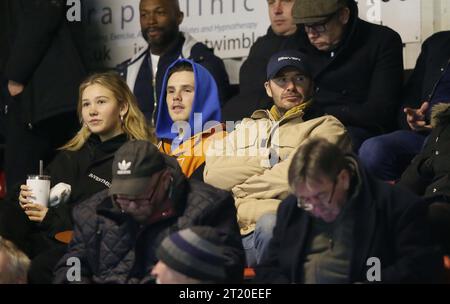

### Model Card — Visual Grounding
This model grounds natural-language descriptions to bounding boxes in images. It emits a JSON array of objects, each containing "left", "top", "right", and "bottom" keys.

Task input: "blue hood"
[{"left": 156, "top": 59, "right": 222, "bottom": 141}]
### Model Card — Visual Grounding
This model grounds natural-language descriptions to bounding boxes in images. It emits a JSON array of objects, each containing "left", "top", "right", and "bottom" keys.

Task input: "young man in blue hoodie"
[
  {"left": 156, "top": 59, "right": 225, "bottom": 180},
  {"left": 117, "top": 0, "right": 230, "bottom": 125}
]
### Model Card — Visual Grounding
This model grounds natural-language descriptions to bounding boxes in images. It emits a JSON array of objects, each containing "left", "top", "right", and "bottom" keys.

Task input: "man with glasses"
[
  {"left": 205, "top": 50, "right": 350, "bottom": 267},
  {"left": 53, "top": 140, "right": 244, "bottom": 284},
  {"left": 255, "top": 138, "right": 444, "bottom": 283},
  {"left": 293, "top": 0, "right": 404, "bottom": 150}
]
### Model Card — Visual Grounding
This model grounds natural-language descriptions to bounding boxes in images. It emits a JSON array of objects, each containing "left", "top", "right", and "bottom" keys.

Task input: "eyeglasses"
[
  {"left": 113, "top": 176, "right": 163, "bottom": 209},
  {"left": 113, "top": 193, "right": 153, "bottom": 206},
  {"left": 296, "top": 180, "right": 337, "bottom": 211},
  {"left": 304, "top": 12, "right": 338, "bottom": 34},
  {"left": 271, "top": 75, "right": 309, "bottom": 88}
]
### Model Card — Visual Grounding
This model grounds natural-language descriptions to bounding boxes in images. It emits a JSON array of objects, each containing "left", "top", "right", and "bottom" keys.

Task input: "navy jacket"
[{"left": 399, "top": 31, "right": 450, "bottom": 129}]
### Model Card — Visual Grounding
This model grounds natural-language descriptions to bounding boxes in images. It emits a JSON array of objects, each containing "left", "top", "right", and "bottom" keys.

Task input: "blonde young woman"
[{"left": 8, "top": 72, "right": 154, "bottom": 283}]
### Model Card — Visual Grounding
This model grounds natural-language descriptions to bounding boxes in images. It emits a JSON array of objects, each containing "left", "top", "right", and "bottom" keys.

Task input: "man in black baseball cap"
[
  {"left": 264, "top": 49, "right": 314, "bottom": 116},
  {"left": 110, "top": 140, "right": 165, "bottom": 197},
  {"left": 204, "top": 49, "right": 350, "bottom": 268},
  {"left": 266, "top": 49, "right": 312, "bottom": 80},
  {"left": 53, "top": 140, "right": 245, "bottom": 284},
  {"left": 109, "top": 140, "right": 171, "bottom": 223}
]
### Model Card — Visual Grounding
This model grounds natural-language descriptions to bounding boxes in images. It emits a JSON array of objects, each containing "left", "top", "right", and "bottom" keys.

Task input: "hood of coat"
[
  {"left": 155, "top": 58, "right": 222, "bottom": 141},
  {"left": 431, "top": 102, "right": 450, "bottom": 128}
]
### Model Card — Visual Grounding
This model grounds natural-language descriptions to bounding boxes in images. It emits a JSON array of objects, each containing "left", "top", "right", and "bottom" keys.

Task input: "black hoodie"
[{"left": 39, "top": 133, "right": 128, "bottom": 236}]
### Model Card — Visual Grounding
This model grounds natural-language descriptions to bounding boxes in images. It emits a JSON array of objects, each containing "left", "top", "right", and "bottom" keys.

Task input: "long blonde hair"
[{"left": 61, "top": 72, "right": 155, "bottom": 151}]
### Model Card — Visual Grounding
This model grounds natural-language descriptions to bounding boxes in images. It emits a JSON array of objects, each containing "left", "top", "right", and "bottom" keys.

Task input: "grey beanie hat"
[{"left": 156, "top": 226, "right": 229, "bottom": 282}]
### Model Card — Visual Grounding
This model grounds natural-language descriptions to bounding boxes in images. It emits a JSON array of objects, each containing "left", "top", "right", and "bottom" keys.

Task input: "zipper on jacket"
[
  {"left": 147, "top": 54, "right": 158, "bottom": 127},
  {"left": 428, "top": 59, "right": 450, "bottom": 101},
  {"left": 151, "top": 77, "right": 157, "bottom": 127}
]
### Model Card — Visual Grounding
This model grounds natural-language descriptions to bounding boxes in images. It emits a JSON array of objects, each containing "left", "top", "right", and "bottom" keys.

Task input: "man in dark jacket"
[
  {"left": 222, "top": 0, "right": 302, "bottom": 121},
  {"left": 359, "top": 31, "right": 450, "bottom": 181},
  {"left": 398, "top": 103, "right": 450, "bottom": 255},
  {"left": 292, "top": 0, "right": 404, "bottom": 150},
  {"left": 255, "top": 138, "right": 443, "bottom": 283},
  {"left": 1, "top": 0, "right": 86, "bottom": 191},
  {"left": 117, "top": 0, "right": 230, "bottom": 125},
  {"left": 53, "top": 140, "right": 244, "bottom": 284}
]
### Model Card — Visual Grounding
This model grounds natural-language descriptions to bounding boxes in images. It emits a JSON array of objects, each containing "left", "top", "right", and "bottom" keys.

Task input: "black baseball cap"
[
  {"left": 266, "top": 50, "right": 311, "bottom": 80},
  {"left": 109, "top": 140, "right": 165, "bottom": 197}
]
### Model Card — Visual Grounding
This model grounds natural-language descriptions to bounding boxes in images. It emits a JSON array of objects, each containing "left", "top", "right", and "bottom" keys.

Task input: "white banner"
[
  {"left": 81, "top": 0, "right": 143, "bottom": 70},
  {"left": 80, "top": 0, "right": 421, "bottom": 69},
  {"left": 178, "top": 0, "right": 270, "bottom": 58},
  {"left": 358, "top": 0, "right": 421, "bottom": 43},
  {"left": 81, "top": 0, "right": 270, "bottom": 70}
]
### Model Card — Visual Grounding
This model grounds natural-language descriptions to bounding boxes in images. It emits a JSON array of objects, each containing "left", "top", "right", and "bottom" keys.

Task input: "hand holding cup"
[{"left": 19, "top": 184, "right": 49, "bottom": 222}]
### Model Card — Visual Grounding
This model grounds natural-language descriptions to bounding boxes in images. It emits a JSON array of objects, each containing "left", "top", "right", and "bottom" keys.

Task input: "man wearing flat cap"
[
  {"left": 205, "top": 50, "right": 350, "bottom": 268},
  {"left": 53, "top": 140, "right": 244, "bottom": 284},
  {"left": 293, "top": 0, "right": 404, "bottom": 150}
]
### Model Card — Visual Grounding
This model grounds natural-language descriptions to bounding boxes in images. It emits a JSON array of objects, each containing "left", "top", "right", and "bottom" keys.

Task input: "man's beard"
[{"left": 142, "top": 23, "right": 180, "bottom": 50}]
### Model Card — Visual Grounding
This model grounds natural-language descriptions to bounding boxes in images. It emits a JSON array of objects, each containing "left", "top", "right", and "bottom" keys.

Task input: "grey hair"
[
  {"left": 288, "top": 138, "right": 348, "bottom": 192},
  {"left": 0, "top": 236, "right": 30, "bottom": 284}
]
